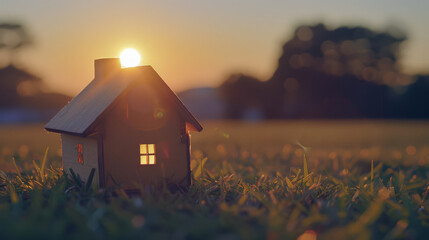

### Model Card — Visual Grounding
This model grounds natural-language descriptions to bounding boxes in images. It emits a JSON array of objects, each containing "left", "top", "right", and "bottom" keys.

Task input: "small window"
[
  {"left": 140, "top": 144, "right": 156, "bottom": 165},
  {"left": 77, "top": 143, "right": 84, "bottom": 165}
]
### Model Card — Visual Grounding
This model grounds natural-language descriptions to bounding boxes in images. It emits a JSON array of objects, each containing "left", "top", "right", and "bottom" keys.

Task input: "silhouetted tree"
[
  {"left": 220, "top": 74, "right": 265, "bottom": 118},
  {"left": 0, "top": 23, "right": 32, "bottom": 65},
  {"left": 0, "top": 22, "right": 70, "bottom": 123},
  {"left": 220, "top": 23, "right": 419, "bottom": 119},
  {"left": 394, "top": 75, "right": 429, "bottom": 118}
]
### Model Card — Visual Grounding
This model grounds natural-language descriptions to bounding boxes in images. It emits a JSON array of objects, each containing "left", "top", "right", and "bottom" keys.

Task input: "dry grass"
[{"left": 0, "top": 121, "right": 428, "bottom": 239}]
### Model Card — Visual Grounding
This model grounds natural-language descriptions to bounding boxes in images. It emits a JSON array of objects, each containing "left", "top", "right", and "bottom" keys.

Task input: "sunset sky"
[{"left": 0, "top": 0, "right": 428, "bottom": 96}]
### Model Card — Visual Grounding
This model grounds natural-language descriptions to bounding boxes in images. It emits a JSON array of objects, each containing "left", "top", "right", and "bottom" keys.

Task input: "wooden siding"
[
  {"left": 61, "top": 134, "right": 99, "bottom": 186},
  {"left": 102, "top": 83, "right": 190, "bottom": 188}
]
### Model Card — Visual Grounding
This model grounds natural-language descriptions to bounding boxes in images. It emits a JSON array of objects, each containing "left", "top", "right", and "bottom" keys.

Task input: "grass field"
[{"left": 0, "top": 121, "right": 428, "bottom": 239}]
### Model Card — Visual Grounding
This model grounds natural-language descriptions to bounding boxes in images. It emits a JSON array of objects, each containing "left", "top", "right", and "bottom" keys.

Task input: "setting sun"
[{"left": 120, "top": 48, "right": 141, "bottom": 68}]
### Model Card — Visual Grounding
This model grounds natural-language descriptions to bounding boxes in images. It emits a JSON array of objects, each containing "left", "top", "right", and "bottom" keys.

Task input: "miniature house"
[{"left": 45, "top": 58, "right": 202, "bottom": 189}]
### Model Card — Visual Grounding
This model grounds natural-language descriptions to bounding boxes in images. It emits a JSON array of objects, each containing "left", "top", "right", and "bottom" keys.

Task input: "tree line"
[{"left": 219, "top": 23, "right": 429, "bottom": 119}]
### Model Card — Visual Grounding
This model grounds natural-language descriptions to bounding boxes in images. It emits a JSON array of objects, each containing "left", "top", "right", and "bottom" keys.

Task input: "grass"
[{"left": 0, "top": 121, "right": 428, "bottom": 239}]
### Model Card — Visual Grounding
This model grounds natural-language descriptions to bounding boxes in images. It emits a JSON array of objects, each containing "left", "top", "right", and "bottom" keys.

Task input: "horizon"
[{"left": 0, "top": 0, "right": 428, "bottom": 96}]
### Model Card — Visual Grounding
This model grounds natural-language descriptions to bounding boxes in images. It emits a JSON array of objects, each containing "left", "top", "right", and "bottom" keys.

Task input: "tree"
[
  {"left": 220, "top": 23, "right": 412, "bottom": 119},
  {"left": 0, "top": 23, "right": 32, "bottom": 65}
]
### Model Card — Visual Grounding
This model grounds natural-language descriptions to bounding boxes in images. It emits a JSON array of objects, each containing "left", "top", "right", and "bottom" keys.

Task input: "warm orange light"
[
  {"left": 120, "top": 48, "right": 141, "bottom": 68},
  {"left": 297, "top": 230, "right": 317, "bottom": 240},
  {"left": 139, "top": 144, "right": 156, "bottom": 165}
]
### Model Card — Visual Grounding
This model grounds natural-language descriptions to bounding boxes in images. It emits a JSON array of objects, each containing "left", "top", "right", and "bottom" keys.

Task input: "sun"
[{"left": 120, "top": 48, "right": 141, "bottom": 68}]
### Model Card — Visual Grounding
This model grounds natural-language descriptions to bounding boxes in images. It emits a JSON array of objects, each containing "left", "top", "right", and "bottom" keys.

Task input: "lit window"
[
  {"left": 77, "top": 143, "right": 83, "bottom": 165},
  {"left": 140, "top": 144, "right": 156, "bottom": 165}
]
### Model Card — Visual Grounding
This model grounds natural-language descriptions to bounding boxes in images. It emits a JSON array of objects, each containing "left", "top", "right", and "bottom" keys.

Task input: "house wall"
[
  {"left": 101, "top": 83, "right": 190, "bottom": 189},
  {"left": 61, "top": 134, "right": 99, "bottom": 186}
]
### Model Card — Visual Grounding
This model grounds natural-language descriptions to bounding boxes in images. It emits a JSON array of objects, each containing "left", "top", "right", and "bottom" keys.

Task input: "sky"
[{"left": 0, "top": 0, "right": 428, "bottom": 96}]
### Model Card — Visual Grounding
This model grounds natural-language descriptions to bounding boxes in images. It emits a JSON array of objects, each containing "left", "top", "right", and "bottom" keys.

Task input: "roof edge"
[{"left": 44, "top": 127, "right": 86, "bottom": 137}]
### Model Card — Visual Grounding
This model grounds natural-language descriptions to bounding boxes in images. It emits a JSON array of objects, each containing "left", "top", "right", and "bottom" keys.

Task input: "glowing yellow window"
[{"left": 140, "top": 144, "right": 156, "bottom": 165}]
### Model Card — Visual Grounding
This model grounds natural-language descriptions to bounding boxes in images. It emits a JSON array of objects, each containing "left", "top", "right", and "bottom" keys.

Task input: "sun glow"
[{"left": 120, "top": 48, "right": 141, "bottom": 68}]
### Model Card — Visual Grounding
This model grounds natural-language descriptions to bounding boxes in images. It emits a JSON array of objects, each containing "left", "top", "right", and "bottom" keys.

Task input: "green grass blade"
[
  {"left": 303, "top": 153, "right": 311, "bottom": 186},
  {"left": 285, "top": 176, "right": 294, "bottom": 189},
  {"left": 85, "top": 168, "right": 96, "bottom": 191},
  {"left": 193, "top": 157, "right": 208, "bottom": 179},
  {"left": 12, "top": 157, "right": 22, "bottom": 179},
  {"left": 33, "top": 160, "right": 41, "bottom": 173},
  {"left": 40, "top": 147, "right": 49, "bottom": 182},
  {"left": 0, "top": 170, "right": 7, "bottom": 179},
  {"left": 292, "top": 169, "right": 301, "bottom": 182},
  {"left": 303, "top": 153, "right": 308, "bottom": 178},
  {"left": 69, "top": 168, "right": 82, "bottom": 187}
]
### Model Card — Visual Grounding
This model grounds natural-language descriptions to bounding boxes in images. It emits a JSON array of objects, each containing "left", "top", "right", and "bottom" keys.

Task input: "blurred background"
[
  {"left": 1, "top": 0, "right": 429, "bottom": 173},
  {"left": 1, "top": 0, "right": 428, "bottom": 122}
]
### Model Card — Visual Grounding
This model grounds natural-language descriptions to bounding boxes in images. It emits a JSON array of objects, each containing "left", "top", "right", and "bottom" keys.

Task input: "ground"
[{"left": 0, "top": 121, "right": 428, "bottom": 239}]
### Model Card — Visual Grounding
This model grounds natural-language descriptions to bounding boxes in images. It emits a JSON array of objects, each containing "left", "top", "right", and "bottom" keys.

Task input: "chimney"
[{"left": 94, "top": 58, "right": 121, "bottom": 80}]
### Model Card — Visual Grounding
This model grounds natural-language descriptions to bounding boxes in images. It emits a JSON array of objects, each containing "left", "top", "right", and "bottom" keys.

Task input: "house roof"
[{"left": 45, "top": 64, "right": 202, "bottom": 136}]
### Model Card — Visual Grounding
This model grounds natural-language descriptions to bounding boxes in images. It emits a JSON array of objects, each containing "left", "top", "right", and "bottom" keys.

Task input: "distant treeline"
[
  {"left": 0, "top": 23, "right": 71, "bottom": 123},
  {"left": 219, "top": 23, "right": 429, "bottom": 119}
]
